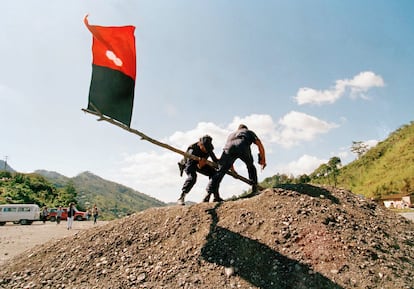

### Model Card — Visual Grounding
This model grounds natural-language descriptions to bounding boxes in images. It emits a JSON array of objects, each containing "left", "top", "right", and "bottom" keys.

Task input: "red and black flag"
[{"left": 84, "top": 15, "right": 136, "bottom": 127}]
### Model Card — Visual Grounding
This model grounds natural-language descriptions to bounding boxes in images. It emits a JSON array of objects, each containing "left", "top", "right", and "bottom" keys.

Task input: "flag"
[{"left": 84, "top": 15, "right": 136, "bottom": 127}]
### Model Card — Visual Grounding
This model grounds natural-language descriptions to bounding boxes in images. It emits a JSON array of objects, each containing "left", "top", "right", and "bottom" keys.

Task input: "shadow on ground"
[
  {"left": 201, "top": 203, "right": 343, "bottom": 289},
  {"left": 275, "top": 184, "right": 340, "bottom": 204}
]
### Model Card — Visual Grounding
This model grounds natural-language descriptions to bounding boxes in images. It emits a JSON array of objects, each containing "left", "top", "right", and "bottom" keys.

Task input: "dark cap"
[{"left": 200, "top": 135, "right": 214, "bottom": 151}]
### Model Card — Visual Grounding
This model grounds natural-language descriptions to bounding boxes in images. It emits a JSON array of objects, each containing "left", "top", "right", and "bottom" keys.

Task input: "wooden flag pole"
[{"left": 82, "top": 107, "right": 262, "bottom": 189}]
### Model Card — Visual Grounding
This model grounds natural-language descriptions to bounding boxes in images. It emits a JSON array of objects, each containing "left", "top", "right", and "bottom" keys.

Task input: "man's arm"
[
  {"left": 209, "top": 151, "right": 219, "bottom": 164},
  {"left": 255, "top": 139, "right": 266, "bottom": 169}
]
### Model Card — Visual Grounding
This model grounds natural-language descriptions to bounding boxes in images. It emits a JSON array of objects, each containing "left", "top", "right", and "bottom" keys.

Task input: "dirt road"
[
  {"left": 0, "top": 220, "right": 108, "bottom": 265},
  {"left": 399, "top": 212, "right": 414, "bottom": 221}
]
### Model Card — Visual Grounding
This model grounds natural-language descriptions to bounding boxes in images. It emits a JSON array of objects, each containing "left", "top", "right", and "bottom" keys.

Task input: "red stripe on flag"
[{"left": 84, "top": 15, "right": 136, "bottom": 80}]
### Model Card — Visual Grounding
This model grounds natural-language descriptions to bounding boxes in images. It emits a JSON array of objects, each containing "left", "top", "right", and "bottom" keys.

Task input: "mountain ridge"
[{"left": 34, "top": 169, "right": 166, "bottom": 219}]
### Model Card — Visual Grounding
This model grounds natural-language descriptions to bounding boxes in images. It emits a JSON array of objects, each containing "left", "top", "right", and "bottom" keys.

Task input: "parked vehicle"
[
  {"left": 0, "top": 204, "right": 40, "bottom": 225},
  {"left": 47, "top": 208, "right": 87, "bottom": 222}
]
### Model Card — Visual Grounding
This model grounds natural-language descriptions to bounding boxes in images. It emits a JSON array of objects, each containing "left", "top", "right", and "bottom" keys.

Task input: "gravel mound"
[{"left": 0, "top": 185, "right": 413, "bottom": 289}]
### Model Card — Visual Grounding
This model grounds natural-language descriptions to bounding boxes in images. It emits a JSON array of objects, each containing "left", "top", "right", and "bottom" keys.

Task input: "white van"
[{"left": 0, "top": 204, "right": 40, "bottom": 225}]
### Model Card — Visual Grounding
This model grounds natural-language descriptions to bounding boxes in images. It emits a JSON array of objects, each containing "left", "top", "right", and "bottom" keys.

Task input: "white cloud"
[
  {"left": 346, "top": 71, "right": 385, "bottom": 97},
  {"left": 279, "top": 154, "right": 327, "bottom": 177},
  {"left": 295, "top": 85, "right": 344, "bottom": 105},
  {"left": 169, "top": 121, "right": 229, "bottom": 150},
  {"left": 294, "top": 71, "right": 385, "bottom": 105},
  {"left": 168, "top": 112, "right": 335, "bottom": 150},
  {"left": 276, "top": 111, "right": 338, "bottom": 147},
  {"left": 113, "top": 150, "right": 182, "bottom": 202}
]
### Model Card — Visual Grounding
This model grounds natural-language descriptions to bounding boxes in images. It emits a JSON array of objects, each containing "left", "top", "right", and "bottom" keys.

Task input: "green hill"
[
  {"left": 34, "top": 170, "right": 70, "bottom": 188},
  {"left": 35, "top": 170, "right": 166, "bottom": 219},
  {"left": 313, "top": 121, "right": 414, "bottom": 198}
]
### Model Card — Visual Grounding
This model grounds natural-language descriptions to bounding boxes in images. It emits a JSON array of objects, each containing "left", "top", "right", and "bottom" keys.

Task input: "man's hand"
[
  {"left": 258, "top": 153, "right": 266, "bottom": 170},
  {"left": 198, "top": 158, "right": 207, "bottom": 168}
]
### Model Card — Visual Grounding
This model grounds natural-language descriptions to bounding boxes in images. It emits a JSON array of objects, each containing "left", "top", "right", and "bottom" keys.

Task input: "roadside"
[
  {"left": 399, "top": 212, "right": 414, "bottom": 222},
  {"left": 0, "top": 220, "right": 108, "bottom": 265}
]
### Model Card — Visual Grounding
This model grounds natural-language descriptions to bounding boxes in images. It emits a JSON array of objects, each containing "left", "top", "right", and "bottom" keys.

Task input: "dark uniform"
[
  {"left": 206, "top": 126, "right": 261, "bottom": 200},
  {"left": 178, "top": 136, "right": 219, "bottom": 205}
]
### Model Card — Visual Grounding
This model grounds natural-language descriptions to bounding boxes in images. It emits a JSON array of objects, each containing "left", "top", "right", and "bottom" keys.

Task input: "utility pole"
[{"left": 4, "top": 156, "right": 8, "bottom": 171}]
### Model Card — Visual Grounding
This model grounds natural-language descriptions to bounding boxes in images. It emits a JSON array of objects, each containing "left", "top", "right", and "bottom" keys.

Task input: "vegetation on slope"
[
  {"left": 335, "top": 121, "right": 414, "bottom": 198},
  {"left": 70, "top": 171, "right": 165, "bottom": 220},
  {"left": 261, "top": 121, "right": 414, "bottom": 199},
  {"left": 0, "top": 171, "right": 77, "bottom": 208}
]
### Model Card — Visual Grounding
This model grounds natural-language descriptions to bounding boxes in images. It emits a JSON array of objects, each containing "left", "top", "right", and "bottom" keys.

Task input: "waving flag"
[{"left": 84, "top": 15, "right": 136, "bottom": 127}]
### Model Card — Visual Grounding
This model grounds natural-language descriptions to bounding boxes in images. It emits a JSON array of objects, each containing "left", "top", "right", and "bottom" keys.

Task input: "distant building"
[{"left": 380, "top": 193, "right": 414, "bottom": 209}]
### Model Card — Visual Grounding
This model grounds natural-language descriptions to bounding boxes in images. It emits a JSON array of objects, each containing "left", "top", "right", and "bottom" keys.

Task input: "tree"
[
  {"left": 327, "top": 157, "right": 341, "bottom": 187},
  {"left": 297, "top": 174, "right": 311, "bottom": 184},
  {"left": 0, "top": 171, "right": 11, "bottom": 179},
  {"left": 311, "top": 163, "right": 330, "bottom": 179},
  {"left": 351, "top": 141, "right": 369, "bottom": 159},
  {"left": 57, "top": 181, "right": 77, "bottom": 206}
]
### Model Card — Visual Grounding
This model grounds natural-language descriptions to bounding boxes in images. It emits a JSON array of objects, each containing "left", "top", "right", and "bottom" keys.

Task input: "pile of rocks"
[{"left": 0, "top": 185, "right": 413, "bottom": 289}]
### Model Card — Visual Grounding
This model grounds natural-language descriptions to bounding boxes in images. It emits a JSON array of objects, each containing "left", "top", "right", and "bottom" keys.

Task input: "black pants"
[
  {"left": 207, "top": 147, "right": 257, "bottom": 195},
  {"left": 181, "top": 163, "right": 216, "bottom": 194}
]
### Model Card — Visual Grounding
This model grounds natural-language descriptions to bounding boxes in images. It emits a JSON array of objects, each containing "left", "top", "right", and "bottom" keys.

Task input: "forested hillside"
[
  {"left": 335, "top": 121, "right": 414, "bottom": 198},
  {"left": 0, "top": 171, "right": 77, "bottom": 208},
  {"left": 35, "top": 170, "right": 166, "bottom": 220},
  {"left": 261, "top": 121, "right": 414, "bottom": 199},
  {"left": 71, "top": 171, "right": 165, "bottom": 219},
  {"left": 308, "top": 121, "right": 414, "bottom": 198},
  {"left": 0, "top": 168, "right": 165, "bottom": 220}
]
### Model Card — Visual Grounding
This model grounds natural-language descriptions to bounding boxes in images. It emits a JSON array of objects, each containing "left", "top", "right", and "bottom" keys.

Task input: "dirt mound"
[{"left": 0, "top": 185, "right": 413, "bottom": 289}]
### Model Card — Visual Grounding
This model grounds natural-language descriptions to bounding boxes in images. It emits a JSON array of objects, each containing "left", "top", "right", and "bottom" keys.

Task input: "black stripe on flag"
[{"left": 88, "top": 65, "right": 135, "bottom": 127}]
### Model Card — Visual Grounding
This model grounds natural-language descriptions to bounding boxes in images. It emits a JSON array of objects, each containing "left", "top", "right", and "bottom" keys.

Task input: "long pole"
[{"left": 81, "top": 108, "right": 261, "bottom": 189}]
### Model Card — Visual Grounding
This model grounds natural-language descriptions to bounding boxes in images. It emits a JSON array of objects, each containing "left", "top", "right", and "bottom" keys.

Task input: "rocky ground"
[{"left": 0, "top": 184, "right": 413, "bottom": 289}]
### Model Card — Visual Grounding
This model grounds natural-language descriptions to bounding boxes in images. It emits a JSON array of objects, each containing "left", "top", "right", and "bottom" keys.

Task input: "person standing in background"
[
  {"left": 92, "top": 204, "right": 99, "bottom": 225},
  {"left": 56, "top": 206, "right": 63, "bottom": 225},
  {"left": 67, "top": 203, "right": 77, "bottom": 230},
  {"left": 41, "top": 206, "right": 49, "bottom": 224}
]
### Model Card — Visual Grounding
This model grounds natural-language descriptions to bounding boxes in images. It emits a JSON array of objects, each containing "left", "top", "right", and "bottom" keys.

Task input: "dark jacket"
[
  {"left": 185, "top": 142, "right": 218, "bottom": 167},
  {"left": 223, "top": 128, "right": 259, "bottom": 153},
  {"left": 67, "top": 206, "right": 76, "bottom": 218}
]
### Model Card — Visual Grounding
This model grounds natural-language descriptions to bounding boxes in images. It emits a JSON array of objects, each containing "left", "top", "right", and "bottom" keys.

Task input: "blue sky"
[{"left": 1, "top": 1, "right": 413, "bottom": 203}]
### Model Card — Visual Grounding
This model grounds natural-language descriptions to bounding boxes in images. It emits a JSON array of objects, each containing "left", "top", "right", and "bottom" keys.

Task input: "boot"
[
  {"left": 213, "top": 192, "right": 224, "bottom": 202},
  {"left": 251, "top": 184, "right": 259, "bottom": 196},
  {"left": 203, "top": 193, "right": 211, "bottom": 202},
  {"left": 177, "top": 192, "right": 186, "bottom": 206}
]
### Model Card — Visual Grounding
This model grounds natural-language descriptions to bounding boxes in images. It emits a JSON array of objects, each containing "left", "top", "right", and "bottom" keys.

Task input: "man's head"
[
  {"left": 238, "top": 124, "right": 248, "bottom": 130},
  {"left": 200, "top": 135, "right": 214, "bottom": 152}
]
